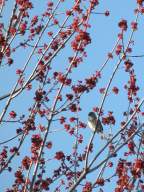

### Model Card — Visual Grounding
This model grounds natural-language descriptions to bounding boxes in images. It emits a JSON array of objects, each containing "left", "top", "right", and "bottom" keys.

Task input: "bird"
[{"left": 88, "top": 112, "right": 103, "bottom": 133}]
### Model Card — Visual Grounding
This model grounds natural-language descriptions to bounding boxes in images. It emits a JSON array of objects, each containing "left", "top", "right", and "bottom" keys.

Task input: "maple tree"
[{"left": 0, "top": 0, "right": 144, "bottom": 192}]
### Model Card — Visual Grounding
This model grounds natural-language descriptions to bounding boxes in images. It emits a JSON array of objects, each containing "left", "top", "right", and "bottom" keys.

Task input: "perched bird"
[{"left": 88, "top": 112, "right": 103, "bottom": 133}]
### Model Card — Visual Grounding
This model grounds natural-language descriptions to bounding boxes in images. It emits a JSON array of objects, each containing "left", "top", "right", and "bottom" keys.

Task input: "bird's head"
[{"left": 88, "top": 112, "right": 97, "bottom": 121}]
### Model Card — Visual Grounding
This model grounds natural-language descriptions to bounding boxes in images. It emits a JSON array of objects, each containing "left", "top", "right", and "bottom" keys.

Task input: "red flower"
[
  {"left": 128, "top": 140, "right": 135, "bottom": 153},
  {"left": 79, "top": 121, "right": 86, "bottom": 128},
  {"left": 69, "top": 104, "right": 77, "bottom": 112},
  {"left": 90, "top": 0, "right": 99, "bottom": 9},
  {"left": 105, "top": 10, "right": 110, "bottom": 16},
  {"left": 82, "top": 182, "right": 92, "bottom": 192},
  {"left": 118, "top": 19, "right": 128, "bottom": 31},
  {"left": 57, "top": 72, "right": 66, "bottom": 83},
  {"left": 7, "top": 58, "right": 13, "bottom": 65},
  {"left": 22, "top": 156, "right": 31, "bottom": 170},
  {"left": 140, "top": 6, "right": 144, "bottom": 13},
  {"left": 64, "top": 124, "right": 70, "bottom": 131},
  {"left": 85, "top": 76, "right": 97, "bottom": 89},
  {"left": 72, "top": 84, "right": 87, "bottom": 94},
  {"left": 55, "top": 151, "right": 65, "bottom": 160},
  {"left": 137, "top": 0, "right": 144, "bottom": 5},
  {"left": 53, "top": 19, "right": 59, "bottom": 25},
  {"left": 15, "top": 170, "right": 24, "bottom": 184},
  {"left": 26, "top": 83, "right": 32, "bottom": 90},
  {"left": 69, "top": 128, "right": 74, "bottom": 135},
  {"left": 124, "top": 60, "right": 133, "bottom": 72},
  {"left": 16, "top": 69, "right": 23, "bottom": 75},
  {"left": 65, "top": 78, "right": 72, "bottom": 86},
  {"left": 47, "top": 31, "right": 53, "bottom": 36},
  {"left": 69, "top": 117, "right": 77, "bottom": 122},
  {"left": 108, "top": 52, "right": 113, "bottom": 58},
  {"left": 66, "top": 10, "right": 72, "bottom": 16},
  {"left": 95, "top": 71, "right": 101, "bottom": 78},
  {"left": 59, "top": 116, "right": 66, "bottom": 124},
  {"left": 35, "top": 25, "right": 43, "bottom": 34},
  {"left": 0, "top": 148, "right": 8, "bottom": 159},
  {"left": 99, "top": 87, "right": 105, "bottom": 94},
  {"left": 131, "top": 22, "right": 138, "bottom": 30},
  {"left": 115, "top": 187, "right": 123, "bottom": 192},
  {"left": 10, "top": 147, "right": 18, "bottom": 153},
  {"left": 41, "top": 180, "right": 49, "bottom": 190},
  {"left": 34, "top": 89, "right": 44, "bottom": 102},
  {"left": 102, "top": 112, "right": 115, "bottom": 125},
  {"left": 95, "top": 178, "right": 105, "bottom": 186},
  {"left": 112, "top": 87, "right": 119, "bottom": 94},
  {"left": 9, "top": 27, "right": 16, "bottom": 35},
  {"left": 46, "top": 141, "right": 52, "bottom": 149},
  {"left": 31, "top": 16, "right": 38, "bottom": 26},
  {"left": 118, "top": 33, "right": 123, "bottom": 39},
  {"left": 108, "top": 161, "right": 113, "bottom": 167},
  {"left": 19, "top": 22, "right": 27, "bottom": 34},
  {"left": 66, "top": 94, "right": 73, "bottom": 100},
  {"left": 126, "top": 47, "right": 132, "bottom": 53},
  {"left": 31, "top": 134, "right": 43, "bottom": 148},
  {"left": 9, "top": 111, "right": 17, "bottom": 118},
  {"left": 134, "top": 159, "right": 143, "bottom": 170},
  {"left": 51, "top": 39, "right": 59, "bottom": 50},
  {"left": 47, "top": 2, "right": 53, "bottom": 7},
  {"left": 78, "top": 134, "right": 83, "bottom": 143},
  {"left": 115, "top": 44, "right": 122, "bottom": 55},
  {"left": 116, "top": 160, "right": 126, "bottom": 177}
]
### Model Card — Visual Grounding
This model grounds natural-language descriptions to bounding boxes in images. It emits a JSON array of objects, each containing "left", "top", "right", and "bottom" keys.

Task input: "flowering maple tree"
[{"left": 0, "top": 0, "right": 144, "bottom": 192}]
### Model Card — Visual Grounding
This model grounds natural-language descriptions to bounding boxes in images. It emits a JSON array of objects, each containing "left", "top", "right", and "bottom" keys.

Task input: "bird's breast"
[{"left": 88, "top": 120, "right": 96, "bottom": 131}]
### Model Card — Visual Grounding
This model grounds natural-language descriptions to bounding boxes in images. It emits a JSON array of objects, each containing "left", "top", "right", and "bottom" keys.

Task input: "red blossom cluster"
[
  {"left": 55, "top": 151, "right": 65, "bottom": 160},
  {"left": 137, "top": 0, "right": 144, "bottom": 5},
  {"left": 127, "top": 140, "right": 136, "bottom": 154},
  {"left": 71, "top": 30, "right": 91, "bottom": 52},
  {"left": 116, "top": 160, "right": 132, "bottom": 191},
  {"left": 95, "top": 178, "right": 105, "bottom": 186},
  {"left": 72, "top": 73, "right": 98, "bottom": 95},
  {"left": 30, "top": 24, "right": 43, "bottom": 38},
  {"left": 115, "top": 158, "right": 144, "bottom": 192},
  {"left": 124, "top": 71, "right": 139, "bottom": 102},
  {"left": 16, "top": 0, "right": 33, "bottom": 10},
  {"left": 46, "top": 141, "right": 52, "bottom": 149},
  {"left": 115, "top": 44, "right": 122, "bottom": 55},
  {"left": 69, "top": 103, "right": 80, "bottom": 112},
  {"left": 102, "top": 111, "right": 115, "bottom": 125},
  {"left": 0, "top": 148, "right": 8, "bottom": 171},
  {"left": 82, "top": 182, "right": 92, "bottom": 192},
  {"left": 131, "top": 159, "right": 144, "bottom": 178},
  {"left": 36, "top": 61, "right": 47, "bottom": 82},
  {"left": 22, "top": 156, "right": 31, "bottom": 170},
  {"left": 118, "top": 19, "right": 128, "bottom": 31},
  {"left": 56, "top": 72, "right": 72, "bottom": 86},
  {"left": 31, "top": 134, "right": 43, "bottom": 161},
  {"left": 19, "top": 22, "right": 27, "bottom": 35},
  {"left": 112, "top": 86, "right": 119, "bottom": 94},
  {"left": 9, "top": 111, "right": 17, "bottom": 119},
  {"left": 23, "top": 117, "right": 35, "bottom": 131},
  {"left": 14, "top": 170, "right": 25, "bottom": 185},
  {"left": 71, "top": 56, "right": 83, "bottom": 68},
  {"left": 31, "top": 16, "right": 38, "bottom": 27},
  {"left": 131, "top": 21, "right": 138, "bottom": 30},
  {"left": 124, "top": 60, "right": 133, "bottom": 72},
  {"left": 34, "top": 89, "right": 46, "bottom": 102}
]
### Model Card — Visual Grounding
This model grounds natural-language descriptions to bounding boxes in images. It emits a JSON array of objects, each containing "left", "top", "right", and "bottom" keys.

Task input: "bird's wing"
[{"left": 96, "top": 119, "right": 103, "bottom": 133}]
